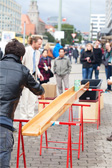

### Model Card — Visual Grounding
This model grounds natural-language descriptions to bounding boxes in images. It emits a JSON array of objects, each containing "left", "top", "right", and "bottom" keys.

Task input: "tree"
[
  {"left": 44, "top": 32, "right": 55, "bottom": 43},
  {"left": 54, "top": 24, "right": 82, "bottom": 46},
  {"left": 54, "top": 24, "right": 75, "bottom": 46}
]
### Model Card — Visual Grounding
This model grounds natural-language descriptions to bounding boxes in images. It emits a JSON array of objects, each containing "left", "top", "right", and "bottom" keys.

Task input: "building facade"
[
  {"left": 90, "top": 14, "right": 105, "bottom": 40},
  {"left": 0, "top": 0, "right": 21, "bottom": 33},
  {"left": 106, "top": 0, "right": 112, "bottom": 34},
  {"left": 27, "top": 0, "right": 39, "bottom": 34},
  {"left": 27, "top": 0, "right": 45, "bottom": 35}
]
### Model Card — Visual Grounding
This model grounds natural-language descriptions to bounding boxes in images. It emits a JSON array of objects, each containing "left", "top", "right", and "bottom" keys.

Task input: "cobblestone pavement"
[{"left": 11, "top": 61, "right": 112, "bottom": 168}]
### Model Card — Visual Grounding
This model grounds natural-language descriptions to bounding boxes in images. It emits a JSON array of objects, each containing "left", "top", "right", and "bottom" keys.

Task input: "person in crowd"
[
  {"left": 103, "top": 42, "right": 112, "bottom": 92},
  {"left": 53, "top": 40, "right": 63, "bottom": 58},
  {"left": 44, "top": 43, "right": 54, "bottom": 59},
  {"left": 68, "top": 45, "right": 73, "bottom": 63},
  {"left": 80, "top": 46, "right": 85, "bottom": 56},
  {"left": 80, "top": 43, "right": 95, "bottom": 79},
  {"left": 101, "top": 44, "right": 104, "bottom": 55},
  {"left": 53, "top": 48, "right": 72, "bottom": 94},
  {"left": 0, "top": 39, "right": 44, "bottom": 167},
  {"left": 107, "top": 80, "right": 112, "bottom": 141},
  {"left": 0, "top": 47, "right": 3, "bottom": 60},
  {"left": 38, "top": 49, "right": 52, "bottom": 84},
  {"left": 73, "top": 45, "right": 79, "bottom": 63},
  {"left": 20, "top": 36, "right": 44, "bottom": 122},
  {"left": 92, "top": 40, "right": 102, "bottom": 79},
  {"left": 64, "top": 46, "right": 69, "bottom": 56}
]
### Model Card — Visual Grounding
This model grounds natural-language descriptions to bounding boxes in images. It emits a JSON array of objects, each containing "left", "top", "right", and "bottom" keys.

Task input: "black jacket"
[
  {"left": 80, "top": 50, "right": 95, "bottom": 68},
  {"left": 0, "top": 54, "right": 44, "bottom": 120},
  {"left": 73, "top": 48, "right": 79, "bottom": 58},
  {"left": 93, "top": 48, "right": 102, "bottom": 66}
]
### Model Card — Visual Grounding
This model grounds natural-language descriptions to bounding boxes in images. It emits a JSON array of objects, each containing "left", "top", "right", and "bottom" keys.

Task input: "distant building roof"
[
  {"left": 45, "top": 25, "right": 55, "bottom": 32},
  {"left": 39, "top": 18, "right": 45, "bottom": 24},
  {"left": 21, "top": 14, "right": 35, "bottom": 35},
  {"left": 21, "top": 14, "right": 31, "bottom": 24}
]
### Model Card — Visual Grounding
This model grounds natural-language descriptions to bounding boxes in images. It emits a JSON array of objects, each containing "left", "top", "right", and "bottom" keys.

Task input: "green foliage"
[
  {"left": 44, "top": 32, "right": 55, "bottom": 42},
  {"left": 54, "top": 24, "right": 82, "bottom": 46}
]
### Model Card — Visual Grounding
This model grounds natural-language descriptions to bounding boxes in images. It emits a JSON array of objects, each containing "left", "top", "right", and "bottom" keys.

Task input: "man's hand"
[
  {"left": 40, "top": 94, "right": 45, "bottom": 100},
  {"left": 38, "top": 73, "right": 44, "bottom": 81},
  {"left": 108, "top": 80, "right": 112, "bottom": 85},
  {"left": 97, "top": 66, "right": 100, "bottom": 71}
]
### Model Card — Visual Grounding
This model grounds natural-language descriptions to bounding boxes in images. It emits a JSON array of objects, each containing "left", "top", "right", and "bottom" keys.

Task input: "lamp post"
[
  {"left": 23, "top": 21, "right": 26, "bottom": 46},
  {"left": 89, "top": 0, "right": 92, "bottom": 41},
  {"left": 58, "top": 0, "right": 62, "bottom": 31}
]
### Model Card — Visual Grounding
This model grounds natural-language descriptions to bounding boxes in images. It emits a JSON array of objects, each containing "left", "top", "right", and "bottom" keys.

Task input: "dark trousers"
[
  {"left": 92, "top": 64, "right": 99, "bottom": 79},
  {"left": 0, "top": 126, "right": 14, "bottom": 168},
  {"left": 105, "top": 65, "right": 112, "bottom": 90}
]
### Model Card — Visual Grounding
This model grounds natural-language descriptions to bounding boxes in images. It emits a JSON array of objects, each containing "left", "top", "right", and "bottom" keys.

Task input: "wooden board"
[{"left": 22, "top": 82, "right": 89, "bottom": 136}]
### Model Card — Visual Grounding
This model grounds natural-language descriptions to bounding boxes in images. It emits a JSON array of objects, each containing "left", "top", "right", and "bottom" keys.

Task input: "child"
[{"left": 38, "top": 49, "right": 52, "bottom": 84}]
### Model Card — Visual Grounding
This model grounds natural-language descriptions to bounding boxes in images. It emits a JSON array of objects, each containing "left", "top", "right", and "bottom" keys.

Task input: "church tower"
[{"left": 27, "top": 0, "right": 39, "bottom": 34}]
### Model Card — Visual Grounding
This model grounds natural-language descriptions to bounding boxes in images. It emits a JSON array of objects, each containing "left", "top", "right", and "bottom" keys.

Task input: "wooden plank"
[{"left": 22, "top": 82, "right": 89, "bottom": 136}]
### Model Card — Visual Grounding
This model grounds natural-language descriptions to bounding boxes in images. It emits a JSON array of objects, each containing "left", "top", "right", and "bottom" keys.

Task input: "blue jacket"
[{"left": 53, "top": 43, "right": 63, "bottom": 58}]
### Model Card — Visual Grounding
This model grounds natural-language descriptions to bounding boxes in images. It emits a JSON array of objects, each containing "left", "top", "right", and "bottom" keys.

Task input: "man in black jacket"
[
  {"left": 0, "top": 39, "right": 44, "bottom": 167},
  {"left": 92, "top": 40, "right": 102, "bottom": 79}
]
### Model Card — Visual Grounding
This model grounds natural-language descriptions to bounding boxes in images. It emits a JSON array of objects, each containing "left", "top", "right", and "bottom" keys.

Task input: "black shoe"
[{"left": 107, "top": 134, "right": 112, "bottom": 141}]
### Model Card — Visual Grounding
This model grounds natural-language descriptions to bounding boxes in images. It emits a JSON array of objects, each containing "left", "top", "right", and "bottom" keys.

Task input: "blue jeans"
[
  {"left": 92, "top": 64, "right": 99, "bottom": 79},
  {"left": 82, "top": 67, "right": 93, "bottom": 79},
  {"left": 0, "top": 126, "right": 14, "bottom": 168},
  {"left": 105, "top": 65, "right": 112, "bottom": 90}
]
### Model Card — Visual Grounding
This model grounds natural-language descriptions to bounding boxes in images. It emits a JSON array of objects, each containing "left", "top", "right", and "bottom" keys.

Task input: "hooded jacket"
[{"left": 53, "top": 43, "right": 63, "bottom": 58}]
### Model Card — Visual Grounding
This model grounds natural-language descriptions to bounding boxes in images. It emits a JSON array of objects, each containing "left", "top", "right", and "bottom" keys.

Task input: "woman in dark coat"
[
  {"left": 38, "top": 49, "right": 51, "bottom": 84},
  {"left": 80, "top": 43, "right": 95, "bottom": 79}
]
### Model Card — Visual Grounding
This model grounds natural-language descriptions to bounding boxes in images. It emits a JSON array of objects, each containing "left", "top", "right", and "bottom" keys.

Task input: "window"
[
  {"left": 100, "top": 20, "right": 105, "bottom": 22},
  {"left": 93, "top": 27, "right": 98, "bottom": 29},
  {"left": 92, "top": 20, "right": 97, "bottom": 22}
]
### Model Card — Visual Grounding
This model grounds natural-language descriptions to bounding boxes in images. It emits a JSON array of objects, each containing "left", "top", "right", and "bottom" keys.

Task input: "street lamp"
[
  {"left": 58, "top": 0, "right": 62, "bottom": 31},
  {"left": 89, "top": 0, "right": 92, "bottom": 41}
]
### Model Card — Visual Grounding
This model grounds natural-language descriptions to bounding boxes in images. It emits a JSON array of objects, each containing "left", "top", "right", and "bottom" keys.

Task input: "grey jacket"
[{"left": 53, "top": 56, "right": 72, "bottom": 76}]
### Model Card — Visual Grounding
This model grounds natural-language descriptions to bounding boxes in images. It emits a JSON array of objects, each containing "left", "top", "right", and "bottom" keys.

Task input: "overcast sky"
[{"left": 16, "top": 0, "right": 106, "bottom": 32}]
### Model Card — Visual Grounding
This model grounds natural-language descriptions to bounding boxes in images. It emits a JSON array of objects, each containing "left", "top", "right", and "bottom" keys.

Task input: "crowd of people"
[{"left": 0, "top": 36, "right": 112, "bottom": 167}]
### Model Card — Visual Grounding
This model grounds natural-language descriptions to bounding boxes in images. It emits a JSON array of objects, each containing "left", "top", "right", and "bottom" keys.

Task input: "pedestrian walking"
[
  {"left": 102, "top": 42, "right": 112, "bottom": 92},
  {"left": 53, "top": 40, "right": 63, "bottom": 58},
  {"left": 64, "top": 46, "right": 69, "bottom": 56},
  {"left": 38, "top": 49, "right": 53, "bottom": 84},
  {"left": 73, "top": 45, "right": 79, "bottom": 63},
  {"left": 68, "top": 45, "right": 73, "bottom": 63},
  {"left": 20, "top": 36, "right": 44, "bottom": 121},
  {"left": 92, "top": 40, "right": 102, "bottom": 79},
  {"left": 0, "top": 47, "right": 3, "bottom": 60},
  {"left": 53, "top": 48, "right": 72, "bottom": 94},
  {"left": 80, "top": 43, "right": 95, "bottom": 79},
  {"left": 0, "top": 39, "right": 44, "bottom": 168}
]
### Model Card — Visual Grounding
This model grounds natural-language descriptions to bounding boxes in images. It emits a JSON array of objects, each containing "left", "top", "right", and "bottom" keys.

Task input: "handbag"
[
  {"left": 47, "top": 57, "right": 54, "bottom": 78},
  {"left": 48, "top": 69, "right": 54, "bottom": 78}
]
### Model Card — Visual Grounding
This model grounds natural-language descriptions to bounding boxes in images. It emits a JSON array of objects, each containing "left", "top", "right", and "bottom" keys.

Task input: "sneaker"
[
  {"left": 105, "top": 89, "right": 110, "bottom": 93},
  {"left": 107, "top": 134, "right": 112, "bottom": 141}
]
